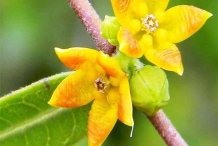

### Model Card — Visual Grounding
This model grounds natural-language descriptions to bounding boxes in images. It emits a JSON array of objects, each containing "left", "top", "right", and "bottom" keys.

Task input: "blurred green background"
[{"left": 1, "top": 0, "right": 217, "bottom": 145}]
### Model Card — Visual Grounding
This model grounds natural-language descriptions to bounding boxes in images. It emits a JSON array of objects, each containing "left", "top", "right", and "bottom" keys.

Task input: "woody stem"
[
  {"left": 147, "top": 110, "right": 188, "bottom": 146},
  {"left": 68, "top": 0, "right": 187, "bottom": 145},
  {"left": 68, "top": 0, "right": 115, "bottom": 55}
]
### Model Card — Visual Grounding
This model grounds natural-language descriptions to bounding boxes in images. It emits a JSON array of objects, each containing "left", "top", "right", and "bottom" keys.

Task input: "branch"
[
  {"left": 68, "top": 0, "right": 187, "bottom": 145},
  {"left": 68, "top": 0, "right": 116, "bottom": 55},
  {"left": 147, "top": 110, "right": 188, "bottom": 146}
]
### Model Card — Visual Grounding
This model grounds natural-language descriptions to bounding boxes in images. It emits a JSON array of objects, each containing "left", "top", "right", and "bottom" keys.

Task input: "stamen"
[
  {"left": 95, "top": 77, "right": 108, "bottom": 93},
  {"left": 143, "top": 14, "right": 159, "bottom": 32}
]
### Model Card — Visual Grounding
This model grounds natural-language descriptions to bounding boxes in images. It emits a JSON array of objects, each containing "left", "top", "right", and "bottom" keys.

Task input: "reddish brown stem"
[
  {"left": 68, "top": 0, "right": 116, "bottom": 55},
  {"left": 147, "top": 110, "right": 188, "bottom": 146}
]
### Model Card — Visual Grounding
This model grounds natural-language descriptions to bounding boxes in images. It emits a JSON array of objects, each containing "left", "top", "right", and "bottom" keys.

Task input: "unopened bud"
[
  {"left": 101, "top": 16, "right": 120, "bottom": 46},
  {"left": 130, "top": 65, "right": 170, "bottom": 116}
]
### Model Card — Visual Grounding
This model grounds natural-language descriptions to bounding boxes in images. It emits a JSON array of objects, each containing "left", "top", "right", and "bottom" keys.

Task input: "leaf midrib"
[{"left": 0, "top": 107, "right": 68, "bottom": 139}]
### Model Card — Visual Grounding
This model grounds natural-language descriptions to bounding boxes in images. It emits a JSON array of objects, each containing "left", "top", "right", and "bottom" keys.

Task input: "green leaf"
[{"left": 0, "top": 72, "right": 90, "bottom": 146}]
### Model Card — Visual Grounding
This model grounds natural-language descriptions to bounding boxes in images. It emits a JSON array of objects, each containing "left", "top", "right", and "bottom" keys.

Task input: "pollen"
[
  {"left": 94, "top": 77, "right": 108, "bottom": 93},
  {"left": 143, "top": 14, "right": 159, "bottom": 32}
]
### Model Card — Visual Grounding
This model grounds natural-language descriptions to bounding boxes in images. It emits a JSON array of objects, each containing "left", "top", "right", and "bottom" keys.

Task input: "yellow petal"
[
  {"left": 107, "top": 87, "right": 120, "bottom": 104},
  {"left": 111, "top": 0, "right": 134, "bottom": 27},
  {"left": 55, "top": 47, "right": 98, "bottom": 70},
  {"left": 111, "top": 0, "right": 169, "bottom": 24},
  {"left": 139, "top": 34, "right": 153, "bottom": 50},
  {"left": 145, "top": 0, "right": 169, "bottom": 13},
  {"left": 118, "top": 77, "right": 134, "bottom": 126},
  {"left": 162, "top": 5, "right": 212, "bottom": 43},
  {"left": 127, "top": 19, "right": 142, "bottom": 35},
  {"left": 144, "top": 44, "right": 183, "bottom": 75},
  {"left": 88, "top": 99, "right": 118, "bottom": 146},
  {"left": 48, "top": 70, "right": 98, "bottom": 107},
  {"left": 111, "top": 0, "right": 149, "bottom": 32},
  {"left": 133, "top": 1, "right": 148, "bottom": 18},
  {"left": 118, "top": 28, "right": 143, "bottom": 58},
  {"left": 109, "top": 76, "right": 123, "bottom": 87},
  {"left": 97, "top": 51, "right": 125, "bottom": 78}
]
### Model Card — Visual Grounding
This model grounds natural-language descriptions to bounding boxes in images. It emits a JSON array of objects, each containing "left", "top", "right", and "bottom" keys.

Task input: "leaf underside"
[{"left": 0, "top": 72, "right": 91, "bottom": 146}]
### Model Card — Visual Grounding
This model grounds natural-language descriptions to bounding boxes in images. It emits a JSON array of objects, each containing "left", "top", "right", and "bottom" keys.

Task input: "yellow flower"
[
  {"left": 111, "top": 0, "right": 212, "bottom": 75},
  {"left": 48, "top": 47, "right": 133, "bottom": 146}
]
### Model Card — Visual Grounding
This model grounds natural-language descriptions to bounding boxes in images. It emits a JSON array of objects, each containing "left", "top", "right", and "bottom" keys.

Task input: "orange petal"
[
  {"left": 97, "top": 51, "right": 125, "bottom": 78},
  {"left": 48, "top": 70, "right": 97, "bottom": 107},
  {"left": 118, "top": 77, "right": 134, "bottom": 126},
  {"left": 55, "top": 47, "right": 98, "bottom": 70},
  {"left": 88, "top": 99, "right": 118, "bottom": 146},
  {"left": 162, "top": 5, "right": 212, "bottom": 43},
  {"left": 144, "top": 44, "right": 183, "bottom": 75},
  {"left": 118, "top": 28, "right": 143, "bottom": 58}
]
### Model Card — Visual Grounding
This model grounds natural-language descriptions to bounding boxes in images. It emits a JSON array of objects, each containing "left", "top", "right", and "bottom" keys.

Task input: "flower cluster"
[{"left": 49, "top": 0, "right": 211, "bottom": 145}]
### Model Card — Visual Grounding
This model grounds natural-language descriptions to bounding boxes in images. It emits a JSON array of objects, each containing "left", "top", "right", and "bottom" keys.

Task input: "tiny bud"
[
  {"left": 130, "top": 65, "right": 170, "bottom": 116},
  {"left": 101, "top": 16, "right": 120, "bottom": 46}
]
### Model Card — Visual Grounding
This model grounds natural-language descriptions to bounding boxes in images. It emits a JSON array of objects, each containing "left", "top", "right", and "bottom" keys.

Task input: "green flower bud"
[
  {"left": 114, "top": 51, "right": 143, "bottom": 76},
  {"left": 130, "top": 65, "right": 170, "bottom": 116},
  {"left": 101, "top": 16, "right": 120, "bottom": 46}
]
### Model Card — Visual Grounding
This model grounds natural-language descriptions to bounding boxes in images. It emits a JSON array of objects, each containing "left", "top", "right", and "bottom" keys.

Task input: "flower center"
[
  {"left": 94, "top": 77, "right": 108, "bottom": 93},
  {"left": 143, "top": 14, "right": 158, "bottom": 32}
]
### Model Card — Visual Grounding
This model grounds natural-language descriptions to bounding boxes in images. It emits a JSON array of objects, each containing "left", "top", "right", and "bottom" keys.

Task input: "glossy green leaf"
[{"left": 0, "top": 72, "right": 90, "bottom": 146}]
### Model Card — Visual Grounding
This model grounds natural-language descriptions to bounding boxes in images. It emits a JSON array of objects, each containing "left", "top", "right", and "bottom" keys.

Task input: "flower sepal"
[
  {"left": 130, "top": 65, "right": 170, "bottom": 116},
  {"left": 112, "top": 51, "right": 143, "bottom": 77}
]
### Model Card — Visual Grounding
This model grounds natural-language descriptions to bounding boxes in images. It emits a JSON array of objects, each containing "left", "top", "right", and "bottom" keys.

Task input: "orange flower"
[
  {"left": 111, "top": 0, "right": 212, "bottom": 75},
  {"left": 48, "top": 47, "right": 133, "bottom": 146}
]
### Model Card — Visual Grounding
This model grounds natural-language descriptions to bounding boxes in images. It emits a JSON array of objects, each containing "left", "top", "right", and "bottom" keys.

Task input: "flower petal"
[
  {"left": 118, "top": 77, "right": 134, "bottom": 126},
  {"left": 107, "top": 87, "right": 120, "bottom": 104},
  {"left": 162, "top": 5, "right": 212, "bottom": 43},
  {"left": 88, "top": 99, "right": 118, "bottom": 146},
  {"left": 111, "top": 0, "right": 169, "bottom": 25},
  {"left": 118, "top": 28, "right": 143, "bottom": 58},
  {"left": 55, "top": 47, "right": 98, "bottom": 70},
  {"left": 111, "top": 0, "right": 135, "bottom": 27},
  {"left": 144, "top": 44, "right": 183, "bottom": 75},
  {"left": 48, "top": 70, "right": 99, "bottom": 107},
  {"left": 111, "top": 0, "right": 149, "bottom": 34},
  {"left": 146, "top": 0, "right": 169, "bottom": 13},
  {"left": 97, "top": 51, "right": 125, "bottom": 78}
]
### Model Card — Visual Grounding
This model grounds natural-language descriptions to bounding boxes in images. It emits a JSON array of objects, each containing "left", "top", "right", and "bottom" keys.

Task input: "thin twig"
[
  {"left": 68, "top": 0, "right": 187, "bottom": 145},
  {"left": 68, "top": 0, "right": 116, "bottom": 55},
  {"left": 147, "top": 110, "right": 188, "bottom": 146}
]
